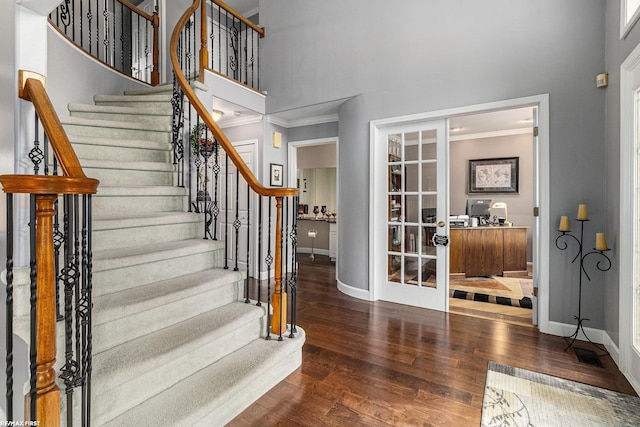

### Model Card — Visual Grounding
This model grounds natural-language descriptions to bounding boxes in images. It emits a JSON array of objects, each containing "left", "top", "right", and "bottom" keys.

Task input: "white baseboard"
[
  {"left": 297, "top": 247, "right": 330, "bottom": 256},
  {"left": 337, "top": 279, "right": 373, "bottom": 301},
  {"left": 547, "top": 320, "right": 605, "bottom": 344},
  {"left": 602, "top": 332, "right": 621, "bottom": 366}
]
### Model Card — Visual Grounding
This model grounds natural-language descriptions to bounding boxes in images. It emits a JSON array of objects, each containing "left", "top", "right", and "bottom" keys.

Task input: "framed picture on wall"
[
  {"left": 469, "top": 157, "right": 519, "bottom": 193},
  {"left": 270, "top": 163, "right": 283, "bottom": 187}
]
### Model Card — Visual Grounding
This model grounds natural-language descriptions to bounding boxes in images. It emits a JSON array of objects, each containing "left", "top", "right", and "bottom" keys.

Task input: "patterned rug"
[
  {"left": 449, "top": 277, "right": 533, "bottom": 309},
  {"left": 482, "top": 362, "right": 640, "bottom": 426}
]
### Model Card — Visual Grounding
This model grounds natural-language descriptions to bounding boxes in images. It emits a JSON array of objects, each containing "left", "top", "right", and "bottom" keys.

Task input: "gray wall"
[
  {"left": 262, "top": 0, "right": 608, "bottom": 327},
  {"left": 604, "top": 0, "right": 640, "bottom": 346}
]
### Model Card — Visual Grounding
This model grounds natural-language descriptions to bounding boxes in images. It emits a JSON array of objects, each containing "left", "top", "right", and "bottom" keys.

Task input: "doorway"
[
  {"left": 288, "top": 137, "right": 339, "bottom": 277},
  {"left": 370, "top": 95, "right": 550, "bottom": 331}
]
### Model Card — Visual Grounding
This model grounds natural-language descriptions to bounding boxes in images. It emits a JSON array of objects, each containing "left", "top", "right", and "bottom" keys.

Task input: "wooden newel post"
[
  {"left": 271, "top": 196, "right": 287, "bottom": 335},
  {"left": 151, "top": 9, "right": 160, "bottom": 86},
  {"left": 199, "top": 0, "right": 208, "bottom": 83},
  {"left": 26, "top": 194, "right": 61, "bottom": 426}
]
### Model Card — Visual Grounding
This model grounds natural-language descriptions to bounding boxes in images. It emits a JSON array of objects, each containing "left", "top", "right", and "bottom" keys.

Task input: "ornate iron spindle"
[
  {"left": 28, "top": 194, "right": 37, "bottom": 422},
  {"left": 218, "top": 2, "right": 222, "bottom": 73},
  {"left": 265, "top": 197, "right": 273, "bottom": 339},
  {"left": 87, "top": 0, "right": 93, "bottom": 55},
  {"left": 5, "top": 194, "right": 13, "bottom": 421},
  {"left": 278, "top": 199, "right": 284, "bottom": 341},
  {"left": 289, "top": 197, "right": 299, "bottom": 337},
  {"left": 256, "top": 195, "right": 262, "bottom": 307},
  {"left": 43, "top": 134, "right": 49, "bottom": 176},
  {"left": 171, "top": 74, "right": 185, "bottom": 187},
  {"left": 80, "top": 0, "right": 84, "bottom": 49},
  {"left": 244, "top": 182, "right": 251, "bottom": 303},
  {"left": 212, "top": 139, "right": 220, "bottom": 240},
  {"left": 233, "top": 168, "right": 240, "bottom": 271},
  {"left": 80, "top": 194, "right": 93, "bottom": 426},
  {"left": 144, "top": 16, "right": 150, "bottom": 81},
  {"left": 29, "top": 114, "right": 44, "bottom": 175},
  {"left": 60, "top": 195, "right": 78, "bottom": 427},
  {"left": 224, "top": 153, "right": 229, "bottom": 269}
]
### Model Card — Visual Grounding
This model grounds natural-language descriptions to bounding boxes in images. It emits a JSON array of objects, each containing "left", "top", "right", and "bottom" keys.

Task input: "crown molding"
[
  {"left": 266, "top": 114, "right": 339, "bottom": 129},
  {"left": 219, "top": 115, "right": 263, "bottom": 129}
]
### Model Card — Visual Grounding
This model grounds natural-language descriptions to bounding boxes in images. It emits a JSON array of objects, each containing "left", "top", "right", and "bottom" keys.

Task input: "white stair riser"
[
  {"left": 84, "top": 167, "right": 175, "bottom": 187},
  {"left": 92, "top": 194, "right": 187, "bottom": 215},
  {"left": 94, "top": 100, "right": 172, "bottom": 109},
  {"left": 73, "top": 143, "right": 171, "bottom": 163},
  {"left": 70, "top": 110, "right": 172, "bottom": 126},
  {"left": 92, "top": 280, "right": 243, "bottom": 353},
  {"left": 92, "top": 249, "right": 225, "bottom": 296},
  {"left": 93, "top": 221, "right": 204, "bottom": 252},
  {"left": 93, "top": 315, "right": 262, "bottom": 425},
  {"left": 63, "top": 123, "right": 171, "bottom": 143}
]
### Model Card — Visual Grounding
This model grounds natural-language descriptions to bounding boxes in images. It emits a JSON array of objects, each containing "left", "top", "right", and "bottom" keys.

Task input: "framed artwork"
[
  {"left": 270, "top": 163, "right": 283, "bottom": 187},
  {"left": 469, "top": 157, "right": 519, "bottom": 194}
]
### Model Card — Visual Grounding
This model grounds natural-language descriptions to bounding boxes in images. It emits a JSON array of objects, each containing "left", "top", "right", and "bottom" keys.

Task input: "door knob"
[{"left": 438, "top": 221, "right": 446, "bottom": 228}]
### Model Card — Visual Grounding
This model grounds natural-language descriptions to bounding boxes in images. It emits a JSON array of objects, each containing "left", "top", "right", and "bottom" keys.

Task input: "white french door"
[{"left": 373, "top": 119, "right": 449, "bottom": 311}]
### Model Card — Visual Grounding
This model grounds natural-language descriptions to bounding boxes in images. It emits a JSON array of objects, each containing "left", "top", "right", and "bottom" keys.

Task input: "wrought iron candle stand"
[{"left": 555, "top": 218, "right": 611, "bottom": 355}]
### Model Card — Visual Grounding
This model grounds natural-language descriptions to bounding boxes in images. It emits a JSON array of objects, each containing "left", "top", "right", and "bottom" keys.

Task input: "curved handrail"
[
  {"left": 171, "top": 0, "right": 297, "bottom": 199},
  {"left": 213, "top": 0, "right": 265, "bottom": 37}
]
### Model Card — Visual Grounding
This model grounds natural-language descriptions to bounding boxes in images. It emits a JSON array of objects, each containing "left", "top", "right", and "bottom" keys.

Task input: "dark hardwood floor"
[{"left": 229, "top": 255, "right": 637, "bottom": 426}]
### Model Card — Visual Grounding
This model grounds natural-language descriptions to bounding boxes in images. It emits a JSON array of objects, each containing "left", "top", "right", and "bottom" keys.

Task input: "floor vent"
[{"left": 574, "top": 347, "right": 604, "bottom": 368}]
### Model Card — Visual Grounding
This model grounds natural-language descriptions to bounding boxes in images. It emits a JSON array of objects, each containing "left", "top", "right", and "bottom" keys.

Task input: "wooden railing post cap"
[{"left": 19, "top": 70, "right": 46, "bottom": 101}]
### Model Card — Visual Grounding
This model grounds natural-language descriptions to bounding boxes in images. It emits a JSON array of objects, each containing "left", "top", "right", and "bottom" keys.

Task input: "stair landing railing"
[
  {"left": 171, "top": 0, "right": 299, "bottom": 340},
  {"left": 2, "top": 71, "right": 99, "bottom": 426},
  {"left": 49, "top": 0, "right": 160, "bottom": 85}
]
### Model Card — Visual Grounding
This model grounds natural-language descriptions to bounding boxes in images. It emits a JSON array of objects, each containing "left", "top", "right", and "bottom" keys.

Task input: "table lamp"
[{"left": 492, "top": 202, "right": 510, "bottom": 226}]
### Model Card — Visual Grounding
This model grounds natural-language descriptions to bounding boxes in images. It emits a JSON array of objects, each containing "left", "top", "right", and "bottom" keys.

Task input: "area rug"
[
  {"left": 449, "top": 276, "right": 533, "bottom": 309},
  {"left": 482, "top": 361, "right": 640, "bottom": 427}
]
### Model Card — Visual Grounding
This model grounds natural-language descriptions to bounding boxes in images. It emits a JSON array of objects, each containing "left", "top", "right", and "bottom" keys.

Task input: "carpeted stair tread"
[
  {"left": 81, "top": 158, "right": 175, "bottom": 172},
  {"left": 95, "top": 185, "right": 187, "bottom": 197},
  {"left": 93, "top": 269, "right": 244, "bottom": 325},
  {"left": 123, "top": 83, "right": 173, "bottom": 96},
  {"left": 108, "top": 327, "right": 305, "bottom": 426},
  {"left": 68, "top": 134, "right": 171, "bottom": 151},
  {"left": 94, "top": 93, "right": 173, "bottom": 103},
  {"left": 93, "top": 211, "right": 202, "bottom": 229},
  {"left": 60, "top": 115, "right": 172, "bottom": 133},
  {"left": 68, "top": 102, "right": 172, "bottom": 116},
  {"left": 92, "top": 239, "right": 223, "bottom": 271}
]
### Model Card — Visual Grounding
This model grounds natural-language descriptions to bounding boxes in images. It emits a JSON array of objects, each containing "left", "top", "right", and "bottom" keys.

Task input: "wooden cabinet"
[{"left": 449, "top": 226, "right": 527, "bottom": 277}]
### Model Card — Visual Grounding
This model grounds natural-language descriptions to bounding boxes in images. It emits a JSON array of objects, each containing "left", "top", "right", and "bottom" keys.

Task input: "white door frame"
[
  {"left": 619, "top": 42, "right": 640, "bottom": 394},
  {"left": 370, "top": 94, "right": 550, "bottom": 332},
  {"left": 288, "top": 137, "right": 339, "bottom": 279}
]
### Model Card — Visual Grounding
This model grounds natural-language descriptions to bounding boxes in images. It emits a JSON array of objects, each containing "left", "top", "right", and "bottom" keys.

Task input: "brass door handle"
[{"left": 438, "top": 221, "right": 446, "bottom": 228}]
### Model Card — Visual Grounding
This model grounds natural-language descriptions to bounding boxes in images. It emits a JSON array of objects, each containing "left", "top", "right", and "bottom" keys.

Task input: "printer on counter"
[{"left": 449, "top": 215, "right": 470, "bottom": 228}]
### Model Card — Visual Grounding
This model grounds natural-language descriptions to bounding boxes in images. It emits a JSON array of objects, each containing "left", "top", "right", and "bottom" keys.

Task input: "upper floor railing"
[
  {"left": 49, "top": 0, "right": 159, "bottom": 85},
  {"left": 2, "top": 71, "right": 99, "bottom": 426},
  {"left": 199, "top": 0, "right": 263, "bottom": 90}
]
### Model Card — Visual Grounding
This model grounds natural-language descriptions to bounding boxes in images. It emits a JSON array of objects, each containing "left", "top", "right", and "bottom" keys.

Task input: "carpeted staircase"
[{"left": 53, "top": 84, "right": 304, "bottom": 426}]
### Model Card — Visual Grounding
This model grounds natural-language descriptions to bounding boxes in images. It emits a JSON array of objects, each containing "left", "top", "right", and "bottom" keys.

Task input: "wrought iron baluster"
[
  {"left": 80, "top": 0, "right": 84, "bottom": 48},
  {"left": 278, "top": 198, "right": 284, "bottom": 341},
  {"left": 256, "top": 195, "right": 262, "bottom": 307},
  {"left": 289, "top": 197, "right": 299, "bottom": 337},
  {"left": 265, "top": 197, "right": 273, "bottom": 339},
  {"left": 144, "top": 16, "right": 150, "bottom": 82},
  {"left": 28, "top": 194, "right": 37, "bottom": 422},
  {"left": 120, "top": 1, "right": 124, "bottom": 72},
  {"left": 244, "top": 182, "right": 250, "bottom": 303},
  {"left": 224, "top": 153, "right": 229, "bottom": 269},
  {"left": 5, "top": 194, "right": 13, "bottom": 421},
  {"left": 212, "top": 139, "right": 220, "bottom": 240},
  {"left": 80, "top": 194, "right": 93, "bottom": 426},
  {"left": 233, "top": 168, "right": 240, "bottom": 271},
  {"left": 87, "top": 0, "right": 93, "bottom": 55},
  {"left": 29, "top": 114, "right": 44, "bottom": 175}
]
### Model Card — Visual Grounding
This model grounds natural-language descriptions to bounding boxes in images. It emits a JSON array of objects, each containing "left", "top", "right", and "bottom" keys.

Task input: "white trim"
[
  {"left": 288, "top": 137, "right": 339, "bottom": 282},
  {"left": 369, "top": 95, "right": 550, "bottom": 330},
  {"left": 603, "top": 331, "right": 622, "bottom": 367},
  {"left": 266, "top": 114, "right": 339, "bottom": 129},
  {"left": 337, "top": 279, "right": 373, "bottom": 301},
  {"left": 622, "top": 0, "right": 640, "bottom": 39},
  {"left": 546, "top": 321, "right": 605, "bottom": 343},
  {"left": 620, "top": 41, "right": 640, "bottom": 395},
  {"left": 449, "top": 127, "right": 532, "bottom": 142},
  {"left": 219, "top": 115, "right": 263, "bottom": 129}
]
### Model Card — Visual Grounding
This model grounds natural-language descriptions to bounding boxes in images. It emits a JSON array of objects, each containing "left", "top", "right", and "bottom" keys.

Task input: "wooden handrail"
[
  {"left": 213, "top": 0, "right": 265, "bottom": 38},
  {"left": 118, "top": 0, "right": 155, "bottom": 22},
  {"left": 171, "top": 0, "right": 297, "bottom": 199}
]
